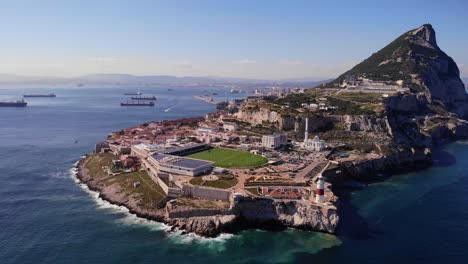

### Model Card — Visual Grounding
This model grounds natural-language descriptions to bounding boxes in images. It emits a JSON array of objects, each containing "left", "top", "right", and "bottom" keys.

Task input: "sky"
[{"left": 0, "top": 0, "right": 468, "bottom": 80}]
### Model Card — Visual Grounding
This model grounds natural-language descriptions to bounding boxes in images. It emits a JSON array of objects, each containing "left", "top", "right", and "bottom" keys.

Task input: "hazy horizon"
[{"left": 1, "top": 0, "right": 468, "bottom": 79}]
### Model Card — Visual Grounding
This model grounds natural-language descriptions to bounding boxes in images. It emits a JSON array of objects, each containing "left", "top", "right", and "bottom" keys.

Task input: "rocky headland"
[
  {"left": 76, "top": 155, "right": 338, "bottom": 237},
  {"left": 76, "top": 24, "right": 467, "bottom": 238}
]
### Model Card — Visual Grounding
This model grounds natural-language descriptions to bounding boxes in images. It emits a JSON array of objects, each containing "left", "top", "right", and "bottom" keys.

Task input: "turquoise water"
[{"left": 0, "top": 87, "right": 467, "bottom": 263}]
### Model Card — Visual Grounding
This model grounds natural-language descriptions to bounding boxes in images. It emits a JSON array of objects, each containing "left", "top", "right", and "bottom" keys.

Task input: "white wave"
[
  {"left": 166, "top": 228, "right": 234, "bottom": 245},
  {"left": 457, "top": 140, "right": 468, "bottom": 145},
  {"left": 68, "top": 166, "right": 80, "bottom": 184},
  {"left": 49, "top": 171, "right": 72, "bottom": 179},
  {"left": 68, "top": 162, "right": 232, "bottom": 241},
  {"left": 71, "top": 171, "right": 170, "bottom": 232}
]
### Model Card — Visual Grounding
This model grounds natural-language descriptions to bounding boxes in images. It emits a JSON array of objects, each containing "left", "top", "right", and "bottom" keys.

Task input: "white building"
[
  {"left": 262, "top": 132, "right": 287, "bottom": 149},
  {"left": 196, "top": 126, "right": 218, "bottom": 135},
  {"left": 131, "top": 144, "right": 153, "bottom": 158},
  {"left": 309, "top": 103, "right": 318, "bottom": 109},
  {"left": 147, "top": 153, "right": 213, "bottom": 176},
  {"left": 223, "top": 122, "right": 238, "bottom": 132},
  {"left": 303, "top": 136, "right": 326, "bottom": 151}
]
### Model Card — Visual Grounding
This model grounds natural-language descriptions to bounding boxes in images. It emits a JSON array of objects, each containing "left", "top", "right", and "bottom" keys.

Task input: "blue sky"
[{"left": 0, "top": 0, "right": 467, "bottom": 79}]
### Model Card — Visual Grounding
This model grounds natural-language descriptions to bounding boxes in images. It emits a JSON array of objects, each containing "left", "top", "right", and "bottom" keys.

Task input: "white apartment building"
[{"left": 262, "top": 132, "right": 287, "bottom": 149}]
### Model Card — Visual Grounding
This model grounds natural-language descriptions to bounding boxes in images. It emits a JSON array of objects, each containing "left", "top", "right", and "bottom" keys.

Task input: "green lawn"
[
  {"left": 85, "top": 153, "right": 116, "bottom": 180},
  {"left": 187, "top": 148, "right": 268, "bottom": 168},
  {"left": 245, "top": 187, "right": 261, "bottom": 196},
  {"left": 189, "top": 176, "right": 238, "bottom": 189},
  {"left": 85, "top": 153, "right": 167, "bottom": 208},
  {"left": 102, "top": 170, "right": 167, "bottom": 208}
]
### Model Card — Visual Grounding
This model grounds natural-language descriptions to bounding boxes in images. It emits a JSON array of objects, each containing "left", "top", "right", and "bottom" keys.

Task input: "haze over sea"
[{"left": 0, "top": 87, "right": 467, "bottom": 264}]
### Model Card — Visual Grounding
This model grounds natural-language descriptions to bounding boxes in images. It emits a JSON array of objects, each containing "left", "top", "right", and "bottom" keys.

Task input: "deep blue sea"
[{"left": 0, "top": 87, "right": 467, "bottom": 264}]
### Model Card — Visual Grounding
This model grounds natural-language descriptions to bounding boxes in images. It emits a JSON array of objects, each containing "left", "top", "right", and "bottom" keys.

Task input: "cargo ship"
[
  {"left": 23, "top": 93, "right": 56, "bottom": 97},
  {"left": 120, "top": 101, "right": 154, "bottom": 106},
  {"left": 124, "top": 92, "right": 142, "bottom": 95},
  {"left": 0, "top": 99, "right": 27, "bottom": 107},
  {"left": 130, "top": 96, "right": 156, "bottom": 100}
]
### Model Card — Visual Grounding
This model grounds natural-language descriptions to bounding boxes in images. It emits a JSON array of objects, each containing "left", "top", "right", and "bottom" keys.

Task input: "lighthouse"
[
  {"left": 304, "top": 117, "right": 309, "bottom": 142},
  {"left": 315, "top": 173, "right": 325, "bottom": 203}
]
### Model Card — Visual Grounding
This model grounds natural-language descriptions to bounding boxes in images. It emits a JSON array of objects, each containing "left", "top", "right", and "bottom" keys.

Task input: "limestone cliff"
[
  {"left": 163, "top": 196, "right": 339, "bottom": 237},
  {"left": 231, "top": 197, "right": 339, "bottom": 234},
  {"left": 330, "top": 24, "right": 468, "bottom": 118},
  {"left": 340, "top": 147, "right": 432, "bottom": 181},
  {"left": 235, "top": 103, "right": 296, "bottom": 130},
  {"left": 343, "top": 115, "right": 388, "bottom": 132}
]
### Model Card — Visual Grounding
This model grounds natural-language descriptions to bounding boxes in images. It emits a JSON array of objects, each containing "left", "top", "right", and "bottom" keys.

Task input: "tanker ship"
[
  {"left": 23, "top": 93, "right": 56, "bottom": 98},
  {"left": 130, "top": 96, "right": 156, "bottom": 100},
  {"left": 0, "top": 99, "right": 27, "bottom": 107},
  {"left": 120, "top": 101, "right": 154, "bottom": 106}
]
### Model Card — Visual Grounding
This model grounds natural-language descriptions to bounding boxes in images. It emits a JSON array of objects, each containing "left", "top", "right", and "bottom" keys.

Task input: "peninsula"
[{"left": 76, "top": 24, "right": 468, "bottom": 237}]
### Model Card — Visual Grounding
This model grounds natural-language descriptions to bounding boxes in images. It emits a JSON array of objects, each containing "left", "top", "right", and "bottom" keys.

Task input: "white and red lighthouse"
[{"left": 315, "top": 173, "right": 325, "bottom": 203}]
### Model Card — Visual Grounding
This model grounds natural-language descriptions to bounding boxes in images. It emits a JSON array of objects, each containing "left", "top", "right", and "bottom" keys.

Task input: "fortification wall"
[{"left": 182, "top": 184, "right": 232, "bottom": 201}]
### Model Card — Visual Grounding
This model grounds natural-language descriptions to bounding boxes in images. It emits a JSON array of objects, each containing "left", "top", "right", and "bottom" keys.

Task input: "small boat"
[
  {"left": 0, "top": 99, "right": 27, "bottom": 107},
  {"left": 23, "top": 93, "right": 56, "bottom": 98},
  {"left": 121, "top": 101, "right": 154, "bottom": 106},
  {"left": 124, "top": 92, "right": 142, "bottom": 95},
  {"left": 130, "top": 96, "right": 156, "bottom": 100}
]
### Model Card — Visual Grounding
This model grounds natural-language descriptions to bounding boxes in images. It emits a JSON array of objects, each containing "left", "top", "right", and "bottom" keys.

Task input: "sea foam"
[{"left": 68, "top": 161, "right": 233, "bottom": 243}]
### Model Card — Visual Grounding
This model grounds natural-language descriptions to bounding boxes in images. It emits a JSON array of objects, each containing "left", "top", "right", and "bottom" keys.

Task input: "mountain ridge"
[
  {"left": 0, "top": 73, "right": 329, "bottom": 88},
  {"left": 328, "top": 24, "right": 468, "bottom": 118}
]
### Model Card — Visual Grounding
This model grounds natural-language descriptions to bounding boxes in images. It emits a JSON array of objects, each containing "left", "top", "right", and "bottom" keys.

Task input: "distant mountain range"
[
  {"left": 0, "top": 73, "right": 331, "bottom": 88},
  {"left": 463, "top": 77, "right": 468, "bottom": 90}
]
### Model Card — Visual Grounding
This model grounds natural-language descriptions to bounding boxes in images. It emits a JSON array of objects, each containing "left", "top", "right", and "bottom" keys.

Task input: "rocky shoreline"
[
  {"left": 74, "top": 146, "right": 438, "bottom": 237},
  {"left": 75, "top": 155, "right": 339, "bottom": 237}
]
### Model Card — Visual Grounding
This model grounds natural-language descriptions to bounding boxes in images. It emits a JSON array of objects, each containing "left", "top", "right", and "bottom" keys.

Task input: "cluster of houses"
[
  {"left": 300, "top": 97, "right": 337, "bottom": 111},
  {"left": 93, "top": 108, "right": 333, "bottom": 205}
]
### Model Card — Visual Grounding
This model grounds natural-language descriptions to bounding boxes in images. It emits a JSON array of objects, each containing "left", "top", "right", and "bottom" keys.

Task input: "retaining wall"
[{"left": 182, "top": 184, "right": 232, "bottom": 202}]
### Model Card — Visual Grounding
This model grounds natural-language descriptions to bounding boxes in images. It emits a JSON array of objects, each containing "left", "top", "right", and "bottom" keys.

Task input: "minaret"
[
  {"left": 304, "top": 117, "right": 309, "bottom": 142},
  {"left": 315, "top": 174, "right": 325, "bottom": 203}
]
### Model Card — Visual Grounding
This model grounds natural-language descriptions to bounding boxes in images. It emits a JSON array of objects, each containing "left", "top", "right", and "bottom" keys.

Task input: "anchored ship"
[
  {"left": 23, "top": 93, "right": 56, "bottom": 98},
  {"left": 124, "top": 92, "right": 142, "bottom": 95},
  {"left": 130, "top": 96, "right": 156, "bottom": 100},
  {"left": 0, "top": 99, "right": 27, "bottom": 107},
  {"left": 120, "top": 101, "right": 154, "bottom": 106}
]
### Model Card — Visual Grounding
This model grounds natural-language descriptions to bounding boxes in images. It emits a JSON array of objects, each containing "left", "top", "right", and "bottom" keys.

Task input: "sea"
[{"left": 0, "top": 87, "right": 467, "bottom": 264}]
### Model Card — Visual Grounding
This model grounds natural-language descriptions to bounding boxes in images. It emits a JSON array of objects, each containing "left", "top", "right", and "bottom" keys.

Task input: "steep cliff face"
[
  {"left": 343, "top": 115, "right": 388, "bottom": 132},
  {"left": 165, "top": 215, "right": 238, "bottom": 237},
  {"left": 384, "top": 93, "right": 428, "bottom": 113},
  {"left": 341, "top": 147, "right": 432, "bottom": 181},
  {"left": 161, "top": 197, "right": 339, "bottom": 236},
  {"left": 231, "top": 197, "right": 339, "bottom": 233},
  {"left": 330, "top": 24, "right": 468, "bottom": 118},
  {"left": 235, "top": 105, "right": 296, "bottom": 130}
]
